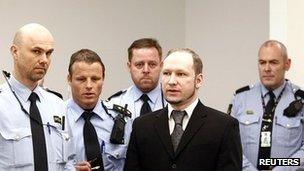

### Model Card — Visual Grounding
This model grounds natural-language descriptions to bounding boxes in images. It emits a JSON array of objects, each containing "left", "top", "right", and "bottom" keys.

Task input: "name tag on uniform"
[
  {"left": 53, "top": 115, "right": 62, "bottom": 124},
  {"left": 246, "top": 110, "right": 254, "bottom": 115},
  {"left": 261, "top": 131, "right": 271, "bottom": 147}
]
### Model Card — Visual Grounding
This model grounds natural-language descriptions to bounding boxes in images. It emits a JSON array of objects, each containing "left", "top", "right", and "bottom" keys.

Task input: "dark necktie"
[
  {"left": 82, "top": 111, "right": 104, "bottom": 171},
  {"left": 171, "top": 110, "right": 186, "bottom": 152},
  {"left": 257, "top": 91, "right": 276, "bottom": 170},
  {"left": 265, "top": 91, "right": 275, "bottom": 115},
  {"left": 140, "top": 94, "right": 152, "bottom": 115},
  {"left": 28, "top": 92, "right": 48, "bottom": 171}
]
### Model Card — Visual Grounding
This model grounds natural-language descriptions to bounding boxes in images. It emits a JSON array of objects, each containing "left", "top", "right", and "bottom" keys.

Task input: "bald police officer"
[
  {"left": 229, "top": 40, "right": 304, "bottom": 171},
  {"left": 0, "top": 23, "right": 77, "bottom": 170}
]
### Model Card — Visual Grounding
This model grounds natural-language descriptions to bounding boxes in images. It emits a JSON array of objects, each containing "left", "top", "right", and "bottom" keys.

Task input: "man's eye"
[
  {"left": 163, "top": 72, "right": 170, "bottom": 76},
  {"left": 149, "top": 63, "right": 157, "bottom": 68},
  {"left": 92, "top": 77, "right": 101, "bottom": 81},
  {"left": 177, "top": 73, "right": 186, "bottom": 76},
  {"left": 135, "top": 63, "right": 143, "bottom": 68},
  {"left": 33, "top": 50, "right": 41, "bottom": 54},
  {"left": 46, "top": 51, "right": 52, "bottom": 57},
  {"left": 76, "top": 78, "right": 85, "bottom": 82}
]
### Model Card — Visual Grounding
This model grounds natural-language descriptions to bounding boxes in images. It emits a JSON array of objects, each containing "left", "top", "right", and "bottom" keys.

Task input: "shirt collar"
[
  {"left": 10, "top": 75, "right": 43, "bottom": 103},
  {"left": 168, "top": 98, "right": 199, "bottom": 119},
  {"left": 133, "top": 83, "right": 161, "bottom": 104},
  {"left": 67, "top": 98, "right": 106, "bottom": 122},
  {"left": 261, "top": 80, "right": 286, "bottom": 98}
]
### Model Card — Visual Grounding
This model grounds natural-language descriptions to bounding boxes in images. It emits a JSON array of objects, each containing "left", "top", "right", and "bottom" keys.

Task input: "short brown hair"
[
  {"left": 68, "top": 49, "right": 105, "bottom": 78},
  {"left": 166, "top": 48, "right": 203, "bottom": 75},
  {"left": 128, "top": 38, "right": 162, "bottom": 61}
]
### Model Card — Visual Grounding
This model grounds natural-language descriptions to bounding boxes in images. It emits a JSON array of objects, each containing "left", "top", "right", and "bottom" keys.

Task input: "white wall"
[
  {"left": 269, "top": 0, "right": 304, "bottom": 88},
  {"left": 185, "top": 0, "right": 269, "bottom": 111},
  {"left": 286, "top": 1, "right": 304, "bottom": 87},
  {"left": 2, "top": 1, "right": 301, "bottom": 113},
  {"left": 0, "top": 0, "right": 185, "bottom": 99}
]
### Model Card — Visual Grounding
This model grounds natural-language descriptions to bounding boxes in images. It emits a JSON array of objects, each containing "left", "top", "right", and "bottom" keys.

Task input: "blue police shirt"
[
  {"left": 65, "top": 98, "right": 132, "bottom": 171},
  {"left": 230, "top": 81, "right": 304, "bottom": 171},
  {"left": 108, "top": 84, "right": 165, "bottom": 119},
  {"left": 0, "top": 76, "right": 75, "bottom": 171}
]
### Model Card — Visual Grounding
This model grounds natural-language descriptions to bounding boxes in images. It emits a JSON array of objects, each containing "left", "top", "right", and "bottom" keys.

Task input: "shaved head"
[
  {"left": 13, "top": 23, "right": 54, "bottom": 46},
  {"left": 11, "top": 23, "right": 55, "bottom": 90}
]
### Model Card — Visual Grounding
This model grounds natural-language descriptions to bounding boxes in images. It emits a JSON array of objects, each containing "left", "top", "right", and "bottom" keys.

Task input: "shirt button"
[
  {"left": 245, "top": 121, "right": 249, "bottom": 125},
  {"left": 171, "top": 164, "right": 177, "bottom": 169},
  {"left": 286, "top": 124, "right": 290, "bottom": 128},
  {"left": 115, "top": 153, "right": 120, "bottom": 158}
]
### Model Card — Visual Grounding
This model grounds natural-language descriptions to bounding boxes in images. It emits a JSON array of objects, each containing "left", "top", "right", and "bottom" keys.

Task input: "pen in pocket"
[{"left": 100, "top": 140, "right": 105, "bottom": 154}]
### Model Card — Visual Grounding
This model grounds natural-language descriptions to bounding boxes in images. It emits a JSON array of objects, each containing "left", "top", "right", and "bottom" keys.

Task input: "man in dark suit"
[{"left": 124, "top": 48, "right": 242, "bottom": 171}]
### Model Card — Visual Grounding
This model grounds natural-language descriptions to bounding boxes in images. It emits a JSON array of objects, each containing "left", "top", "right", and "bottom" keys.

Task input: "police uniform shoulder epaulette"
[
  {"left": 43, "top": 87, "right": 63, "bottom": 99},
  {"left": 235, "top": 85, "right": 250, "bottom": 94},
  {"left": 107, "top": 90, "right": 126, "bottom": 101},
  {"left": 295, "top": 89, "right": 304, "bottom": 99}
]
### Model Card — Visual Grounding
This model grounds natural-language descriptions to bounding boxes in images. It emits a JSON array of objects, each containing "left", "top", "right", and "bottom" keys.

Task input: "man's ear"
[
  {"left": 285, "top": 58, "right": 291, "bottom": 71},
  {"left": 67, "top": 74, "right": 72, "bottom": 86},
  {"left": 10, "top": 44, "right": 18, "bottom": 60},
  {"left": 127, "top": 61, "right": 131, "bottom": 72},
  {"left": 195, "top": 73, "right": 203, "bottom": 89}
]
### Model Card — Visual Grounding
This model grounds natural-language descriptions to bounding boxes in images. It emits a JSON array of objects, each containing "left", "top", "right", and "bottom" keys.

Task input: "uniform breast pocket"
[
  {"left": 0, "top": 128, "right": 33, "bottom": 168},
  {"left": 275, "top": 117, "right": 302, "bottom": 147},
  {"left": 238, "top": 114, "right": 261, "bottom": 144},
  {"left": 102, "top": 141, "right": 127, "bottom": 170}
]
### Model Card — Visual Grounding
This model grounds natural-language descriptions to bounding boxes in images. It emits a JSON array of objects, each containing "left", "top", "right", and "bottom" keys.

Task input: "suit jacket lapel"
[
  {"left": 154, "top": 107, "right": 175, "bottom": 158},
  {"left": 175, "top": 101, "right": 207, "bottom": 156}
]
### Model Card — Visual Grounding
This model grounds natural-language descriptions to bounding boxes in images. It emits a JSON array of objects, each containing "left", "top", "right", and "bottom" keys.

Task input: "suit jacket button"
[{"left": 171, "top": 164, "right": 177, "bottom": 169}]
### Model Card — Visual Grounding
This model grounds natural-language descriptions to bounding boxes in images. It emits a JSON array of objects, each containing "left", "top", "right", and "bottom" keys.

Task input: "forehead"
[
  {"left": 71, "top": 61, "right": 103, "bottom": 75},
  {"left": 258, "top": 46, "right": 283, "bottom": 61},
  {"left": 22, "top": 33, "right": 54, "bottom": 50},
  {"left": 163, "top": 51, "right": 194, "bottom": 71},
  {"left": 131, "top": 47, "right": 160, "bottom": 62}
]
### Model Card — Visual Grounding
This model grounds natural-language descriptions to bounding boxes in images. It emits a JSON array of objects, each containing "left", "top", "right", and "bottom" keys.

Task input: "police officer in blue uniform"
[
  {"left": 65, "top": 49, "right": 132, "bottom": 171},
  {"left": 108, "top": 38, "right": 166, "bottom": 119},
  {"left": 229, "top": 40, "right": 304, "bottom": 171},
  {"left": 0, "top": 23, "right": 78, "bottom": 171}
]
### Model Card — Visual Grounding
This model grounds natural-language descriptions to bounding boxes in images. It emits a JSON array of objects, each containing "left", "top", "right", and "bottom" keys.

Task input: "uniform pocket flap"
[
  {"left": 276, "top": 117, "right": 301, "bottom": 129},
  {"left": 0, "top": 127, "right": 31, "bottom": 141},
  {"left": 238, "top": 114, "right": 260, "bottom": 125},
  {"left": 104, "top": 142, "right": 127, "bottom": 159}
]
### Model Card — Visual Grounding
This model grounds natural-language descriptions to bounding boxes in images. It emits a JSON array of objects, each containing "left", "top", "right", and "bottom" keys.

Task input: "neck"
[{"left": 13, "top": 71, "right": 38, "bottom": 91}]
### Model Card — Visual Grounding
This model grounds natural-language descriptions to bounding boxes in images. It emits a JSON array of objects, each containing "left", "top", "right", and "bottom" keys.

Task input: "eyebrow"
[{"left": 33, "top": 46, "right": 54, "bottom": 53}]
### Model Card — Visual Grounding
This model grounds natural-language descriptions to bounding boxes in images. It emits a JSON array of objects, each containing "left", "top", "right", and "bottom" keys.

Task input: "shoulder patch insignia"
[
  {"left": 235, "top": 85, "right": 250, "bottom": 94},
  {"left": 295, "top": 89, "right": 304, "bottom": 99},
  {"left": 107, "top": 90, "right": 126, "bottom": 101}
]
